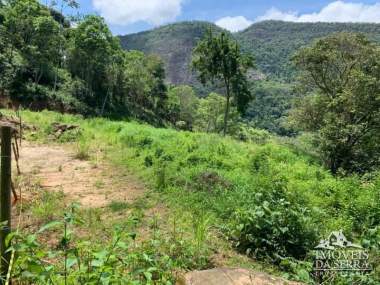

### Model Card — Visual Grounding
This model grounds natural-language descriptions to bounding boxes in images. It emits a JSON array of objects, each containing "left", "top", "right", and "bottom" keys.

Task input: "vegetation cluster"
[{"left": 6, "top": 110, "right": 380, "bottom": 284}]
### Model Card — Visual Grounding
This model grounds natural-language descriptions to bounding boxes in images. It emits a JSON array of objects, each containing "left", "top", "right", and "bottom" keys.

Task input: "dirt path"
[{"left": 17, "top": 142, "right": 146, "bottom": 208}]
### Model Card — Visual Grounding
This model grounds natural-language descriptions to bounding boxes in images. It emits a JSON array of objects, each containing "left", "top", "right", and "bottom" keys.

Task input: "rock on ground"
[{"left": 177, "top": 268, "right": 303, "bottom": 285}]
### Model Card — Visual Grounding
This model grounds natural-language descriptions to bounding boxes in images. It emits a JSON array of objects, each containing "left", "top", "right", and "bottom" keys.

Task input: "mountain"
[
  {"left": 237, "top": 21, "right": 380, "bottom": 81},
  {"left": 120, "top": 20, "right": 380, "bottom": 84},
  {"left": 119, "top": 21, "right": 224, "bottom": 89}
]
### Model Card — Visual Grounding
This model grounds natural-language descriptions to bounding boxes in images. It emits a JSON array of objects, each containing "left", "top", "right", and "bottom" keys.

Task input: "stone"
[{"left": 177, "top": 268, "right": 303, "bottom": 285}]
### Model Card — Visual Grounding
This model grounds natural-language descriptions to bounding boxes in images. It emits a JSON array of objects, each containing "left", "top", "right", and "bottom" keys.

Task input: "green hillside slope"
[
  {"left": 237, "top": 20, "right": 380, "bottom": 80},
  {"left": 12, "top": 109, "right": 380, "bottom": 284}
]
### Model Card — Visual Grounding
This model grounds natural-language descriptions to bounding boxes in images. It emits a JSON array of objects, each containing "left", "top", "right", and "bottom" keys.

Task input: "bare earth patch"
[{"left": 18, "top": 142, "right": 146, "bottom": 208}]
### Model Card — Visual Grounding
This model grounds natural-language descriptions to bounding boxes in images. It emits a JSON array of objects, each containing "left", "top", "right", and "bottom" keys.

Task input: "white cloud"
[
  {"left": 256, "top": 1, "right": 380, "bottom": 23},
  {"left": 215, "top": 16, "right": 253, "bottom": 32},
  {"left": 92, "top": 0, "right": 184, "bottom": 26}
]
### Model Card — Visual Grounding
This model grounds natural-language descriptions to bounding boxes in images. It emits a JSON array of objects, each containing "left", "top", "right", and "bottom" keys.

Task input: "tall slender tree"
[{"left": 192, "top": 31, "right": 254, "bottom": 135}]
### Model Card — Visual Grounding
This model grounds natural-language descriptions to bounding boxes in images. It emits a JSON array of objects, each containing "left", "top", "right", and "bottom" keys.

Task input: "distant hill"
[
  {"left": 119, "top": 21, "right": 224, "bottom": 89},
  {"left": 120, "top": 20, "right": 380, "bottom": 84},
  {"left": 237, "top": 21, "right": 380, "bottom": 81}
]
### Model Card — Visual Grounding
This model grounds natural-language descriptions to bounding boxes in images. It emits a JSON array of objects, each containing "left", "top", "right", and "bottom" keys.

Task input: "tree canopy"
[
  {"left": 0, "top": 0, "right": 170, "bottom": 123},
  {"left": 192, "top": 31, "right": 254, "bottom": 135},
  {"left": 291, "top": 33, "right": 380, "bottom": 174}
]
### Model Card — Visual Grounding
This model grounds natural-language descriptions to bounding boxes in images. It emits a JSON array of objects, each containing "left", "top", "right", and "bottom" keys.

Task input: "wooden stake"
[
  {"left": 11, "top": 143, "right": 19, "bottom": 176},
  {"left": 10, "top": 182, "right": 17, "bottom": 205},
  {"left": 13, "top": 137, "right": 19, "bottom": 161},
  {"left": 0, "top": 126, "right": 11, "bottom": 283},
  {"left": 18, "top": 115, "right": 21, "bottom": 147}
]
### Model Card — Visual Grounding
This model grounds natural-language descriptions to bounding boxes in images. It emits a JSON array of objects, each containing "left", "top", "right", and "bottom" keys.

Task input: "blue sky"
[{"left": 64, "top": 1, "right": 380, "bottom": 35}]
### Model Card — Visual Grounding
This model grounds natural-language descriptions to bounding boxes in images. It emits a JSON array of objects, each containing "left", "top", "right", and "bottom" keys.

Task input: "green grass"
[
  {"left": 108, "top": 201, "right": 129, "bottom": 212},
  {"left": 8, "top": 109, "right": 380, "bottom": 284},
  {"left": 31, "top": 190, "right": 65, "bottom": 223}
]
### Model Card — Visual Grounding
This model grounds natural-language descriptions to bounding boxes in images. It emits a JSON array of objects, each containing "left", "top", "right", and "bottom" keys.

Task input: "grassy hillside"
[
  {"left": 10, "top": 109, "right": 380, "bottom": 283},
  {"left": 119, "top": 21, "right": 225, "bottom": 90},
  {"left": 120, "top": 20, "right": 380, "bottom": 83}
]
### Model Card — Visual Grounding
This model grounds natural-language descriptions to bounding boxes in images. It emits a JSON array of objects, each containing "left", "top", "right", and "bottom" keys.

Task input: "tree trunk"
[
  {"left": 100, "top": 90, "right": 111, "bottom": 116},
  {"left": 223, "top": 79, "right": 231, "bottom": 136},
  {"left": 0, "top": 127, "right": 12, "bottom": 282},
  {"left": 53, "top": 68, "right": 58, "bottom": 93}
]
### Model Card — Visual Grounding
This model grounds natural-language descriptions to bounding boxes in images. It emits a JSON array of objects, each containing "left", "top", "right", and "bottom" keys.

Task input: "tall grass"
[
  {"left": 11, "top": 109, "right": 380, "bottom": 283},
  {"left": 16, "top": 109, "right": 380, "bottom": 235}
]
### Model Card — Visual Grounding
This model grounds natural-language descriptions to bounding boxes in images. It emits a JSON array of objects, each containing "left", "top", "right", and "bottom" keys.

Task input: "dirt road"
[{"left": 17, "top": 142, "right": 145, "bottom": 208}]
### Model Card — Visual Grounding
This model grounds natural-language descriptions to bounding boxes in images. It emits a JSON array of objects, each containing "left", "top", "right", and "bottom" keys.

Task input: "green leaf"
[
  {"left": 37, "top": 221, "right": 63, "bottom": 233},
  {"left": 66, "top": 257, "right": 77, "bottom": 269}
]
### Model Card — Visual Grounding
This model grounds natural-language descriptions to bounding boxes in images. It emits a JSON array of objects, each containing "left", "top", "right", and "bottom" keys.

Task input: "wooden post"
[
  {"left": 18, "top": 115, "right": 21, "bottom": 147},
  {"left": 0, "top": 126, "right": 11, "bottom": 282}
]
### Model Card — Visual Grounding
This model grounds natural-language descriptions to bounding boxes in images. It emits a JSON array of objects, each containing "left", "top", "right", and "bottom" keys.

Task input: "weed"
[
  {"left": 75, "top": 139, "right": 90, "bottom": 160},
  {"left": 31, "top": 190, "right": 65, "bottom": 222},
  {"left": 108, "top": 201, "right": 129, "bottom": 212},
  {"left": 155, "top": 162, "right": 166, "bottom": 191},
  {"left": 192, "top": 210, "right": 211, "bottom": 262},
  {"left": 10, "top": 207, "right": 176, "bottom": 284},
  {"left": 94, "top": 180, "right": 105, "bottom": 189}
]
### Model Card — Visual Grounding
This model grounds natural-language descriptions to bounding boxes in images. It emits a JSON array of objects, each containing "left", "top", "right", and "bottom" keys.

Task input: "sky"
[{"left": 65, "top": 0, "right": 380, "bottom": 35}]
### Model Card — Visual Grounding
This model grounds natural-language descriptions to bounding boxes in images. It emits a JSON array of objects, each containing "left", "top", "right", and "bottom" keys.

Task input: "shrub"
[
  {"left": 233, "top": 124, "right": 270, "bottom": 144},
  {"left": 250, "top": 149, "right": 270, "bottom": 173},
  {"left": 155, "top": 162, "right": 167, "bottom": 190},
  {"left": 75, "top": 139, "right": 90, "bottom": 160},
  {"left": 175, "top": 120, "right": 187, "bottom": 130},
  {"left": 229, "top": 178, "right": 317, "bottom": 261},
  {"left": 144, "top": 155, "right": 153, "bottom": 167},
  {"left": 193, "top": 171, "right": 231, "bottom": 192}
]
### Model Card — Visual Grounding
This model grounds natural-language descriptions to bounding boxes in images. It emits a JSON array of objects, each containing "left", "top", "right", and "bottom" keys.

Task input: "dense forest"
[
  {"left": 120, "top": 20, "right": 380, "bottom": 135},
  {"left": 237, "top": 20, "right": 380, "bottom": 80},
  {"left": 0, "top": 0, "right": 169, "bottom": 123}
]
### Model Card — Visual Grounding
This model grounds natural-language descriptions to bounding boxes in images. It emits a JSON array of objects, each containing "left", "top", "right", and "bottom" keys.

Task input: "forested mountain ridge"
[
  {"left": 119, "top": 22, "right": 225, "bottom": 87},
  {"left": 120, "top": 20, "right": 380, "bottom": 83},
  {"left": 237, "top": 20, "right": 380, "bottom": 80}
]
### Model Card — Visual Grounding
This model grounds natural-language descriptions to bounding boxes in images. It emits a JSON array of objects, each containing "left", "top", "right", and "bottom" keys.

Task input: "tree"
[
  {"left": 192, "top": 31, "right": 254, "bottom": 136},
  {"left": 167, "top": 85, "right": 199, "bottom": 129},
  {"left": 245, "top": 81, "right": 296, "bottom": 136},
  {"left": 2, "top": 0, "right": 64, "bottom": 103},
  {"left": 291, "top": 33, "right": 380, "bottom": 174},
  {"left": 0, "top": 12, "right": 20, "bottom": 96},
  {"left": 0, "top": 0, "right": 171, "bottom": 119},
  {"left": 47, "top": 0, "right": 79, "bottom": 93},
  {"left": 28, "top": 16, "right": 62, "bottom": 84},
  {"left": 67, "top": 15, "right": 121, "bottom": 111},
  {"left": 145, "top": 54, "right": 167, "bottom": 117},
  {"left": 194, "top": 92, "right": 238, "bottom": 134},
  {"left": 123, "top": 51, "right": 167, "bottom": 119}
]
